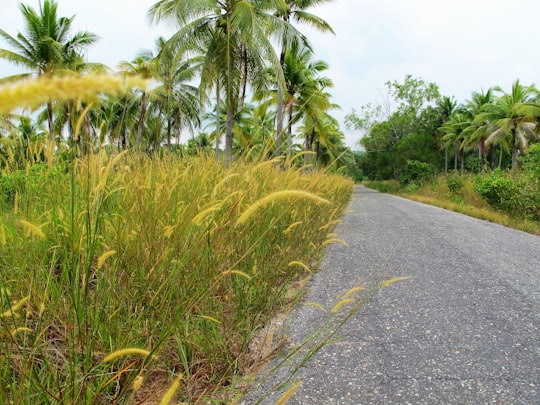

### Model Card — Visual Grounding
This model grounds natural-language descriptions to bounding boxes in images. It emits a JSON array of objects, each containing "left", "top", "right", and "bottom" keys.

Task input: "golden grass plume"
[
  {"left": 0, "top": 74, "right": 148, "bottom": 115},
  {"left": 237, "top": 190, "right": 331, "bottom": 225},
  {"left": 102, "top": 348, "right": 152, "bottom": 363}
]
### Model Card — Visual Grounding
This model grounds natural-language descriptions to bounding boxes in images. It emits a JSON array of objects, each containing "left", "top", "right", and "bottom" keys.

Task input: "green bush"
[
  {"left": 446, "top": 174, "right": 464, "bottom": 195},
  {"left": 473, "top": 169, "right": 521, "bottom": 213},
  {"left": 520, "top": 144, "right": 540, "bottom": 180},
  {"left": 400, "top": 160, "right": 433, "bottom": 185},
  {"left": 404, "top": 182, "right": 420, "bottom": 193}
]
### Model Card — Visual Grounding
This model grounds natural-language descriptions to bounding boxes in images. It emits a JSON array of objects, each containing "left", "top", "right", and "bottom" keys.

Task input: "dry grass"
[{"left": 0, "top": 150, "right": 354, "bottom": 403}]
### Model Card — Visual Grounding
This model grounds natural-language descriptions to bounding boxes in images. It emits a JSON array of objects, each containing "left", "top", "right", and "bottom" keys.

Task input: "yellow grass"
[
  {"left": 0, "top": 74, "right": 148, "bottom": 115},
  {"left": 237, "top": 190, "right": 331, "bottom": 225},
  {"left": 102, "top": 348, "right": 152, "bottom": 363}
]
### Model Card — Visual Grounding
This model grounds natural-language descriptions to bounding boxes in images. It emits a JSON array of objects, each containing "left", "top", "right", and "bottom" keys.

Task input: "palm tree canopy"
[{"left": 0, "top": 0, "right": 98, "bottom": 78}]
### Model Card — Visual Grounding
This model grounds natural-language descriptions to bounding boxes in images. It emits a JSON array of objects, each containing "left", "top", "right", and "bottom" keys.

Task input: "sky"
[{"left": 1, "top": 0, "right": 540, "bottom": 148}]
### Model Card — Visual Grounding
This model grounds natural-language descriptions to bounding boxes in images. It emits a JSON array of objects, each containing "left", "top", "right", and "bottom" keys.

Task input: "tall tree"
[
  {"left": 474, "top": 80, "right": 539, "bottom": 170},
  {"left": 440, "top": 111, "right": 469, "bottom": 173},
  {"left": 283, "top": 42, "right": 332, "bottom": 158},
  {"left": 0, "top": 0, "right": 98, "bottom": 140},
  {"left": 461, "top": 88, "right": 494, "bottom": 173},
  {"left": 149, "top": 0, "right": 298, "bottom": 166},
  {"left": 119, "top": 52, "right": 157, "bottom": 152},
  {"left": 435, "top": 96, "right": 457, "bottom": 172},
  {"left": 153, "top": 38, "right": 202, "bottom": 150},
  {"left": 273, "top": 0, "right": 335, "bottom": 157}
]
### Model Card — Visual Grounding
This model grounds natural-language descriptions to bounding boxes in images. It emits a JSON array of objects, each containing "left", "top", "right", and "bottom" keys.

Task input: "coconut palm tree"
[
  {"left": 119, "top": 52, "right": 157, "bottom": 152},
  {"left": 435, "top": 96, "right": 457, "bottom": 172},
  {"left": 440, "top": 111, "right": 470, "bottom": 174},
  {"left": 149, "top": 0, "right": 298, "bottom": 166},
  {"left": 153, "top": 38, "right": 202, "bottom": 150},
  {"left": 473, "top": 81, "right": 539, "bottom": 170},
  {"left": 459, "top": 89, "right": 494, "bottom": 173},
  {"left": 297, "top": 84, "right": 337, "bottom": 166},
  {"left": 283, "top": 42, "right": 332, "bottom": 158},
  {"left": 0, "top": 0, "right": 98, "bottom": 140},
  {"left": 274, "top": 0, "right": 335, "bottom": 157}
]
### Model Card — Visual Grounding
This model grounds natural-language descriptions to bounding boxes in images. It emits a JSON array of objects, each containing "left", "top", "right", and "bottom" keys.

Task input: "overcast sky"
[{"left": 1, "top": 0, "right": 540, "bottom": 147}]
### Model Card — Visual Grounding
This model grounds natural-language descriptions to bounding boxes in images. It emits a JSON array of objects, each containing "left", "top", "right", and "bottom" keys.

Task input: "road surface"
[{"left": 239, "top": 185, "right": 540, "bottom": 404}]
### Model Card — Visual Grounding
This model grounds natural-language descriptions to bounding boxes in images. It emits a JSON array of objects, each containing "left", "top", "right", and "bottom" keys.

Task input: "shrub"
[
  {"left": 473, "top": 169, "right": 521, "bottom": 213},
  {"left": 400, "top": 160, "right": 433, "bottom": 185},
  {"left": 446, "top": 174, "right": 464, "bottom": 195},
  {"left": 520, "top": 144, "right": 540, "bottom": 180}
]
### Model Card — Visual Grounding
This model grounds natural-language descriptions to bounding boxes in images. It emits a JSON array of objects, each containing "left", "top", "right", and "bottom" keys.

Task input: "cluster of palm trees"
[
  {"left": 0, "top": 0, "right": 351, "bottom": 167},
  {"left": 439, "top": 81, "right": 540, "bottom": 173}
]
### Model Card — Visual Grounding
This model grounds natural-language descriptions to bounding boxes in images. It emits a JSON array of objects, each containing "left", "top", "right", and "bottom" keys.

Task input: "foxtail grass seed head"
[
  {"left": 304, "top": 302, "right": 327, "bottom": 312},
  {"left": 199, "top": 315, "right": 221, "bottom": 324},
  {"left": 276, "top": 381, "right": 303, "bottom": 405},
  {"left": 159, "top": 373, "right": 183, "bottom": 405},
  {"left": 288, "top": 261, "right": 312, "bottom": 274},
  {"left": 0, "top": 74, "right": 148, "bottom": 115},
  {"left": 283, "top": 221, "right": 303, "bottom": 234},
  {"left": 192, "top": 204, "right": 222, "bottom": 226},
  {"left": 237, "top": 190, "right": 331, "bottom": 225},
  {"left": 0, "top": 224, "right": 7, "bottom": 245},
  {"left": 1, "top": 295, "right": 30, "bottom": 318},
  {"left": 380, "top": 276, "right": 412, "bottom": 289},
  {"left": 211, "top": 173, "right": 239, "bottom": 198},
  {"left": 321, "top": 238, "right": 348, "bottom": 247},
  {"left": 221, "top": 270, "right": 252, "bottom": 281},
  {"left": 19, "top": 220, "right": 46, "bottom": 240},
  {"left": 103, "top": 348, "right": 152, "bottom": 363},
  {"left": 97, "top": 250, "right": 116, "bottom": 269},
  {"left": 331, "top": 298, "right": 355, "bottom": 313},
  {"left": 132, "top": 375, "right": 144, "bottom": 392},
  {"left": 9, "top": 327, "right": 32, "bottom": 337},
  {"left": 342, "top": 286, "right": 364, "bottom": 299}
]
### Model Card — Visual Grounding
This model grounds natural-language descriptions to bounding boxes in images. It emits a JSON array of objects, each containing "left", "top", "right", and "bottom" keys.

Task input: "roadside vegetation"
[
  {"left": 0, "top": 133, "right": 353, "bottom": 403},
  {"left": 346, "top": 76, "right": 540, "bottom": 236},
  {"left": 0, "top": 0, "right": 359, "bottom": 402},
  {"left": 363, "top": 145, "right": 540, "bottom": 235},
  {"left": 1, "top": 0, "right": 539, "bottom": 402}
]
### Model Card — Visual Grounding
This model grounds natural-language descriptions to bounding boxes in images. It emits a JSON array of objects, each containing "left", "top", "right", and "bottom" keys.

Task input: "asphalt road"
[{"left": 239, "top": 185, "right": 540, "bottom": 404}]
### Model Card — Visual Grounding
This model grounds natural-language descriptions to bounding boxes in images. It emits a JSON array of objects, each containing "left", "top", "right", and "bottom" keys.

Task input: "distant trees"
[
  {"left": 347, "top": 75, "right": 540, "bottom": 180},
  {"left": 346, "top": 75, "right": 447, "bottom": 179}
]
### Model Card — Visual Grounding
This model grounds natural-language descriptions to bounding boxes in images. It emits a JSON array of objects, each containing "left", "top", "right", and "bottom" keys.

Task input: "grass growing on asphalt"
[{"left": 0, "top": 147, "right": 353, "bottom": 403}]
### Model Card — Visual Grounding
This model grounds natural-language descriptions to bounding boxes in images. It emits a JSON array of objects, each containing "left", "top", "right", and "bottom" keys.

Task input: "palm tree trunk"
[
  {"left": 137, "top": 92, "right": 147, "bottom": 152},
  {"left": 225, "top": 101, "right": 234, "bottom": 167},
  {"left": 275, "top": 87, "right": 284, "bottom": 157},
  {"left": 47, "top": 101, "right": 54, "bottom": 142},
  {"left": 286, "top": 103, "right": 294, "bottom": 160},
  {"left": 444, "top": 146, "right": 448, "bottom": 173},
  {"left": 215, "top": 83, "right": 221, "bottom": 155},
  {"left": 275, "top": 49, "right": 286, "bottom": 158},
  {"left": 240, "top": 46, "right": 248, "bottom": 108},
  {"left": 453, "top": 142, "right": 458, "bottom": 172},
  {"left": 479, "top": 137, "right": 485, "bottom": 174},
  {"left": 511, "top": 129, "right": 518, "bottom": 170}
]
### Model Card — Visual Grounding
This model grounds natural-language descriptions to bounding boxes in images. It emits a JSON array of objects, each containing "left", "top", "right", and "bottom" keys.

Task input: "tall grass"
[{"left": 0, "top": 145, "right": 353, "bottom": 403}]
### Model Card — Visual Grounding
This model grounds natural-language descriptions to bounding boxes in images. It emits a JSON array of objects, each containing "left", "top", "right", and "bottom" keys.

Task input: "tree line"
[
  {"left": 346, "top": 75, "right": 540, "bottom": 180},
  {"left": 0, "top": 0, "right": 353, "bottom": 168}
]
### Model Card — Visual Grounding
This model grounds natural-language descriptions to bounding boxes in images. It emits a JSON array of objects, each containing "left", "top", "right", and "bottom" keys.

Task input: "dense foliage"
[{"left": 346, "top": 76, "right": 540, "bottom": 180}]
